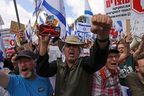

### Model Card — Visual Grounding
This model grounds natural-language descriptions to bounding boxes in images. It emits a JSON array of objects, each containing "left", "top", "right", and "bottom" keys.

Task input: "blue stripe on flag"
[
  {"left": 78, "top": 23, "right": 91, "bottom": 27},
  {"left": 77, "top": 31, "right": 90, "bottom": 33},
  {"left": 85, "top": 10, "right": 93, "bottom": 15},
  {"left": 39, "top": 16, "right": 45, "bottom": 24},
  {"left": 33, "top": 2, "right": 42, "bottom": 16},
  {"left": 117, "top": 21, "right": 123, "bottom": 32},
  {"left": 42, "top": 0, "right": 66, "bottom": 26},
  {"left": 26, "top": 31, "right": 30, "bottom": 40},
  {"left": 66, "top": 24, "right": 71, "bottom": 36}
]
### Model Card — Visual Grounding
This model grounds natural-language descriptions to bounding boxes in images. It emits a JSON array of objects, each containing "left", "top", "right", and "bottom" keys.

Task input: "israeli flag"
[
  {"left": 66, "top": 23, "right": 71, "bottom": 37},
  {"left": 38, "top": 16, "right": 45, "bottom": 24},
  {"left": 0, "top": 32, "right": 5, "bottom": 58},
  {"left": 33, "top": 0, "right": 43, "bottom": 16},
  {"left": 113, "top": 20, "right": 123, "bottom": 39},
  {"left": 77, "top": 22, "right": 91, "bottom": 33},
  {"left": 114, "top": 21, "right": 123, "bottom": 33},
  {"left": 37, "top": 11, "right": 47, "bottom": 24},
  {"left": 84, "top": 0, "right": 93, "bottom": 16},
  {"left": 25, "top": 20, "right": 32, "bottom": 42},
  {"left": 76, "top": 22, "right": 93, "bottom": 41},
  {"left": 40, "top": 0, "right": 66, "bottom": 39}
]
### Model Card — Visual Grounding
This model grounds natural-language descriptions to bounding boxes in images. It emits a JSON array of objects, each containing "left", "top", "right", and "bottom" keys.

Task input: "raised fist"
[{"left": 91, "top": 14, "right": 112, "bottom": 36}]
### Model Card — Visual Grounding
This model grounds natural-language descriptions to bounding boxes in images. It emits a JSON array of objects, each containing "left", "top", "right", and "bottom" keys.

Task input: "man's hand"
[
  {"left": 37, "top": 29, "right": 51, "bottom": 56},
  {"left": 39, "top": 34, "right": 51, "bottom": 44},
  {"left": 125, "top": 32, "right": 133, "bottom": 43},
  {"left": 91, "top": 14, "right": 112, "bottom": 38}
]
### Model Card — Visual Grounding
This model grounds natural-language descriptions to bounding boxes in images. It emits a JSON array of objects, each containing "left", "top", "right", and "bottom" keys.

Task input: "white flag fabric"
[
  {"left": 25, "top": 20, "right": 33, "bottom": 42},
  {"left": 0, "top": 32, "right": 5, "bottom": 58},
  {"left": 37, "top": 11, "right": 48, "bottom": 24},
  {"left": 84, "top": 0, "right": 93, "bottom": 16},
  {"left": 38, "top": 0, "right": 66, "bottom": 39},
  {"left": 0, "top": 15, "right": 4, "bottom": 25},
  {"left": 33, "top": 0, "right": 43, "bottom": 16},
  {"left": 38, "top": 15, "right": 45, "bottom": 24},
  {"left": 65, "top": 23, "right": 71, "bottom": 37}
]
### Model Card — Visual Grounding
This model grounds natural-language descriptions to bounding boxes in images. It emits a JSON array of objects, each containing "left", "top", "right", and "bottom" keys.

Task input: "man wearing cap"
[
  {"left": 37, "top": 14, "right": 112, "bottom": 96},
  {"left": 92, "top": 48, "right": 121, "bottom": 96},
  {"left": 0, "top": 50, "right": 53, "bottom": 96}
]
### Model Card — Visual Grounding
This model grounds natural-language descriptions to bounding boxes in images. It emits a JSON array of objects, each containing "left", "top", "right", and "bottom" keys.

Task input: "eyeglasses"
[{"left": 108, "top": 55, "right": 119, "bottom": 59}]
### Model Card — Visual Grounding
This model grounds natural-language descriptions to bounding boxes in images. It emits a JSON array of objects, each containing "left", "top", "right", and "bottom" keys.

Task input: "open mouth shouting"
[
  {"left": 69, "top": 51, "right": 75, "bottom": 57},
  {"left": 111, "top": 63, "right": 117, "bottom": 65},
  {"left": 20, "top": 67, "right": 32, "bottom": 78}
]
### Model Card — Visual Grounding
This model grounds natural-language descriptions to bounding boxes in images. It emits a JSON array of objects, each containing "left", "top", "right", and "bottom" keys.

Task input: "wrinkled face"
[
  {"left": 136, "top": 59, "right": 144, "bottom": 76},
  {"left": 17, "top": 57, "right": 35, "bottom": 79},
  {"left": 117, "top": 44, "right": 126, "bottom": 54},
  {"left": 64, "top": 43, "right": 80, "bottom": 63},
  {"left": 106, "top": 53, "right": 119, "bottom": 70}
]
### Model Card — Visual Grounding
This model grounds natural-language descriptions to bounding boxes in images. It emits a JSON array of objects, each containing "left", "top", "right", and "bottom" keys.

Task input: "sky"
[{"left": 0, "top": 0, "right": 105, "bottom": 28}]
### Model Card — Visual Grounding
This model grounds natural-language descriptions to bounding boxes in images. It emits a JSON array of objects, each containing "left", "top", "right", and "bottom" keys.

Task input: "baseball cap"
[
  {"left": 108, "top": 47, "right": 119, "bottom": 54},
  {"left": 15, "top": 50, "right": 36, "bottom": 61}
]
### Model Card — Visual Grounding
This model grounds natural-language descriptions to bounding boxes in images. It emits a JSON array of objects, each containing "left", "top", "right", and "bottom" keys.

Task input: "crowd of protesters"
[{"left": 0, "top": 14, "right": 144, "bottom": 96}]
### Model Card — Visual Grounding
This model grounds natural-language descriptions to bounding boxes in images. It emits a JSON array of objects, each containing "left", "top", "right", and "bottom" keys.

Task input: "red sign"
[
  {"left": 131, "top": 0, "right": 144, "bottom": 13},
  {"left": 9, "top": 40, "right": 15, "bottom": 46},
  {"left": 106, "top": 0, "right": 130, "bottom": 8}
]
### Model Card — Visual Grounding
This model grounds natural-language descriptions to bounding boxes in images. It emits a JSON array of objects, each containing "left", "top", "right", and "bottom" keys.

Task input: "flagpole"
[
  {"left": 33, "top": 0, "right": 40, "bottom": 31},
  {"left": 13, "top": 0, "right": 26, "bottom": 45},
  {"left": 13, "top": 0, "right": 21, "bottom": 29},
  {"left": 36, "top": 0, "right": 38, "bottom": 24}
]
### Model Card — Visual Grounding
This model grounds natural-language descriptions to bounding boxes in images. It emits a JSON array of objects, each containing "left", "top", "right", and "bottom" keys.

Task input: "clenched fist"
[{"left": 91, "top": 14, "right": 112, "bottom": 36}]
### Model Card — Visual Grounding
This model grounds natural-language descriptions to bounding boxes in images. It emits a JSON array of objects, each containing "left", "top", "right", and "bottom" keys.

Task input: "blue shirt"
[{"left": 6, "top": 75, "right": 53, "bottom": 96}]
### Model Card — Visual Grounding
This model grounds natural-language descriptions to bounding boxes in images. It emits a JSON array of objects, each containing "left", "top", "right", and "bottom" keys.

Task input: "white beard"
[{"left": 20, "top": 71, "right": 32, "bottom": 79}]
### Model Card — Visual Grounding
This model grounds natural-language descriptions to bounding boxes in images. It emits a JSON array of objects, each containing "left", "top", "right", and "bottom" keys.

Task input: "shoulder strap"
[
  {"left": 99, "top": 67, "right": 107, "bottom": 80},
  {"left": 99, "top": 67, "right": 107, "bottom": 88}
]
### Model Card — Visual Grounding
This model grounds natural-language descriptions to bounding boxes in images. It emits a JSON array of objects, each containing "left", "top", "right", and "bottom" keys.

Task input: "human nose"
[
  {"left": 18, "top": 61, "right": 26, "bottom": 66},
  {"left": 112, "top": 57, "right": 117, "bottom": 60},
  {"left": 112, "top": 56, "right": 119, "bottom": 61}
]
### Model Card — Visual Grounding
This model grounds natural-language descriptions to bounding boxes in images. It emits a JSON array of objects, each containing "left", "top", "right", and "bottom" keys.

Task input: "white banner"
[
  {"left": 0, "top": 15, "right": 4, "bottom": 25},
  {"left": 130, "top": 0, "right": 144, "bottom": 37},
  {"left": 130, "top": 16, "right": 144, "bottom": 37},
  {"left": 104, "top": 0, "right": 131, "bottom": 20}
]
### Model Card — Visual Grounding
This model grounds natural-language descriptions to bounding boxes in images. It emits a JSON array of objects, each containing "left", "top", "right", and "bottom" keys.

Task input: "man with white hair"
[{"left": 0, "top": 50, "right": 53, "bottom": 96}]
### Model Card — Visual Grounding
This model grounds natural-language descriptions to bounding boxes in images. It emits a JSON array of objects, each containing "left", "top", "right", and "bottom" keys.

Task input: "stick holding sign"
[{"left": 13, "top": 0, "right": 26, "bottom": 45}]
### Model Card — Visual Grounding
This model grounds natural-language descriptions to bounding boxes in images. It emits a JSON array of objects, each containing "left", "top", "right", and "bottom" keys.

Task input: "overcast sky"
[{"left": 0, "top": 0, "right": 105, "bottom": 28}]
